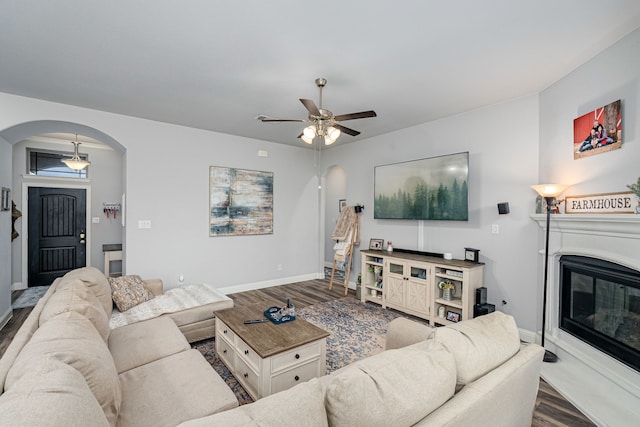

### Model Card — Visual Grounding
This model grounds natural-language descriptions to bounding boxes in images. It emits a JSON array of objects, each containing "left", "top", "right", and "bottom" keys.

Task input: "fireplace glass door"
[{"left": 560, "top": 255, "right": 640, "bottom": 372}]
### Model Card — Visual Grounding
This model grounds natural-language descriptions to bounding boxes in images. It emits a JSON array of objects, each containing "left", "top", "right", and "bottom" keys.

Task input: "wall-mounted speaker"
[{"left": 497, "top": 202, "right": 510, "bottom": 215}]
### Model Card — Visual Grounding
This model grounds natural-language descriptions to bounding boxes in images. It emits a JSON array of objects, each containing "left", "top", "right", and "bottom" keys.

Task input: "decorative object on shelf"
[
  {"left": 339, "top": 199, "right": 347, "bottom": 212},
  {"left": 369, "top": 238, "right": 384, "bottom": 250},
  {"left": 386, "top": 241, "right": 393, "bottom": 252},
  {"left": 627, "top": 177, "right": 640, "bottom": 214},
  {"left": 1, "top": 187, "right": 9, "bottom": 211},
  {"left": 439, "top": 280, "right": 456, "bottom": 301},
  {"left": 209, "top": 166, "right": 273, "bottom": 236},
  {"left": 573, "top": 99, "right": 621, "bottom": 160},
  {"left": 438, "top": 306, "right": 445, "bottom": 318},
  {"left": 61, "top": 134, "right": 91, "bottom": 170},
  {"left": 443, "top": 252, "right": 453, "bottom": 260},
  {"left": 464, "top": 248, "right": 480, "bottom": 263},
  {"left": 564, "top": 191, "right": 635, "bottom": 214},
  {"left": 531, "top": 183, "right": 570, "bottom": 363}
]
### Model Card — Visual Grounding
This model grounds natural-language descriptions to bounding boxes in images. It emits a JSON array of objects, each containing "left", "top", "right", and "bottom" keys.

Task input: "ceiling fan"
[{"left": 258, "top": 77, "right": 377, "bottom": 145}]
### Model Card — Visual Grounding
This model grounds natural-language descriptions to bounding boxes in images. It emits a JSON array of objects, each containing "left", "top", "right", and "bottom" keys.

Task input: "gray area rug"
[
  {"left": 11, "top": 286, "right": 50, "bottom": 309},
  {"left": 192, "top": 299, "right": 427, "bottom": 405}
]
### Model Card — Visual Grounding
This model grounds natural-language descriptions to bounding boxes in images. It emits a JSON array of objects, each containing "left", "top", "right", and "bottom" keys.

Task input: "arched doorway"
[{"left": 0, "top": 121, "right": 126, "bottom": 289}]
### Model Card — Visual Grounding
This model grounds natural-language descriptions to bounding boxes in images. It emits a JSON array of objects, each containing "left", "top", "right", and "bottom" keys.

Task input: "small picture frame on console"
[
  {"left": 369, "top": 238, "right": 384, "bottom": 250},
  {"left": 446, "top": 311, "right": 460, "bottom": 323}
]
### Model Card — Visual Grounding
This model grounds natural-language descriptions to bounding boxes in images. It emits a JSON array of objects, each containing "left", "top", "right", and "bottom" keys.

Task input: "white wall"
[
  {"left": 538, "top": 27, "right": 640, "bottom": 197},
  {"left": 0, "top": 93, "right": 319, "bottom": 292},
  {"left": 320, "top": 95, "right": 541, "bottom": 331}
]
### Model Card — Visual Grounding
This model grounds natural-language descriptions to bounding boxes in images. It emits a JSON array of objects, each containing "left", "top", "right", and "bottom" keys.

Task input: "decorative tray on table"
[{"left": 264, "top": 302, "right": 296, "bottom": 324}]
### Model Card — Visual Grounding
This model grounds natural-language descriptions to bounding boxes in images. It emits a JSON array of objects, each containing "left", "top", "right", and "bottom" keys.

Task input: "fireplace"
[
  {"left": 532, "top": 214, "right": 640, "bottom": 424},
  {"left": 559, "top": 255, "right": 640, "bottom": 372}
]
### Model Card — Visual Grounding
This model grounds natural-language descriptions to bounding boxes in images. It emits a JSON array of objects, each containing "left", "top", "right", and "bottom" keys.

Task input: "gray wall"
[
  {"left": 320, "top": 95, "right": 541, "bottom": 331},
  {"left": 0, "top": 137, "right": 12, "bottom": 328}
]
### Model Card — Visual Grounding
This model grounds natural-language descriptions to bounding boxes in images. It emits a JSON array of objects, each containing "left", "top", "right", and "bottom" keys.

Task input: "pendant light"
[{"left": 61, "top": 134, "right": 91, "bottom": 170}]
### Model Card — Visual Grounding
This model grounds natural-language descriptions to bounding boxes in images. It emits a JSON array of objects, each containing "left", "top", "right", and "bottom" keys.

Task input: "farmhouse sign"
[{"left": 565, "top": 191, "right": 635, "bottom": 214}]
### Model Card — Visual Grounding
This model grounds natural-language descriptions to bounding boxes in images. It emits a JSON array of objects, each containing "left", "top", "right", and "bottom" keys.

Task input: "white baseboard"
[
  {"left": 217, "top": 273, "right": 321, "bottom": 295},
  {"left": 11, "top": 282, "right": 25, "bottom": 291},
  {"left": 518, "top": 328, "right": 536, "bottom": 344},
  {"left": 0, "top": 307, "right": 13, "bottom": 331}
]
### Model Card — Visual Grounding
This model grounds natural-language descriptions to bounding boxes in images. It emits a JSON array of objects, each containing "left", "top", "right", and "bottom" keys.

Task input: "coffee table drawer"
[
  {"left": 270, "top": 359, "right": 321, "bottom": 394},
  {"left": 216, "top": 333, "right": 235, "bottom": 367},
  {"left": 216, "top": 319, "right": 236, "bottom": 343},
  {"left": 236, "top": 336, "right": 260, "bottom": 370},
  {"left": 235, "top": 355, "right": 259, "bottom": 399},
  {"left": 271, "top": 340, "right": 322, "bottom": 372}
]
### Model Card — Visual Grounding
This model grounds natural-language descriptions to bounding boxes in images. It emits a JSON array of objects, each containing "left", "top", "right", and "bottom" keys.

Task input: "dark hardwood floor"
[{"left": 1, "top": 279, "right": 595, "bottom": 426}]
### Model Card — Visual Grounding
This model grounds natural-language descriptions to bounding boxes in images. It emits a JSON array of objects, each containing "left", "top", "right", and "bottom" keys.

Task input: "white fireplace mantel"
[{"left": 530, "top": 213, "right": 640, "bottom": 425}]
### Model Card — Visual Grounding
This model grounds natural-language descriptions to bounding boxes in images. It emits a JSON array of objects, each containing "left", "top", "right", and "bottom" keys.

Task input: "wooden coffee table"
[{"left": 215, "top": 301, "right": 329, "bottom": 400}]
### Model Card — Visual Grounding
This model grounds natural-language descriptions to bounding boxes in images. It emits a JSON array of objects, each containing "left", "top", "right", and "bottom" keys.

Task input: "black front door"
[{"left": 28, "top": 187, "right": 87, "bottom": 286}]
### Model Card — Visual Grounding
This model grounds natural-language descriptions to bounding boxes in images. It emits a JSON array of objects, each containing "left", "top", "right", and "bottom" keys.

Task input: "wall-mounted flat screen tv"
[{"left": 374, "top": 152, "right": 469, "bottom": 221}]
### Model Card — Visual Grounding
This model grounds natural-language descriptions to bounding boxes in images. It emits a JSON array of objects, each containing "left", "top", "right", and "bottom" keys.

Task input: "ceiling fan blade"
[
  {"left": 333, "top": 124, "right": 360, "bottom": 136},
  {"left": 300, "top": 98, "right": 321, "bottom": 117},
  {"left": 260, "top": 119, "right": 305, "bottom": 122},
  {"left": 334, "top": 110, "right": 377, "bottom": 121}
]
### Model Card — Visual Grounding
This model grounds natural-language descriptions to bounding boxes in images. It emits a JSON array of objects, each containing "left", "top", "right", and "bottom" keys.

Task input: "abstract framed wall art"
[
  {"left": 573, "top": 99, "right": 621, "bottom": 160},
  {"left": 209, "top": 166, "right": 273, "bottom": 236}
]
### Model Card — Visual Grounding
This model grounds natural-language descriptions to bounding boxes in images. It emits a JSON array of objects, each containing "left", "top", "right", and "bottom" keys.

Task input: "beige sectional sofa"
[
  {"left": 181, "top": 311, "right": 545, "bottom": 427},
  {"left": 0, "top": 267, "right": 238, "bottom": 426},
  {"left": 0, "top": 266, "right": 544, "bottom": 427}
]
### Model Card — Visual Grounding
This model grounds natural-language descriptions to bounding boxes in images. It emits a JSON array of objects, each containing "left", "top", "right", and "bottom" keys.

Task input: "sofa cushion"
[
  {"left": 177, "top": 378, "right": 328, "bottom": 427},
  {"left": 117, "top": 349, "right": 237, "bottom": 427},
  {"left": 6, "top": 311, "right": 121, "bottom": 426},
  {"left": 434, "top": 311, "right": 520, "bottom": 386},
  {"left": 40, "top": 278, "right": 111, "bottom": 341},
  {"left": 109, "top": 274, "right": 155, "bottom": 312},
  {"left": 63, "top": 266, "right": 113, "bottom": 317},
  {"left": 0, "top": 355, "right": 110, "bottom": 427},
  {"left": 324, "top": 339, "right": 456, "bottom": 427},
  {"left": 108, "top": 316, "right": 191, "bottom": 373}
]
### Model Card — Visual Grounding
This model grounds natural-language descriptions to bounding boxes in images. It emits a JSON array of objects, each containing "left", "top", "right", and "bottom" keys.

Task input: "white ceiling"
[{"left": 2, "top": 1, "right": 640, "bottom": 148}]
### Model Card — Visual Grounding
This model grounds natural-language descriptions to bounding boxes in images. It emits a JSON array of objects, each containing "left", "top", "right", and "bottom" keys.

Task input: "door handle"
[{"left": 80, "top": 232, "right": 86, "bottom": 244}]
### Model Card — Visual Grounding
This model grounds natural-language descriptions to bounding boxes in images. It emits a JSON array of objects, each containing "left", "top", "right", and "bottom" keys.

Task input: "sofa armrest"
[
  {"left": 385, "top": 317, "right": 434, "bottom": 350},
  {"left": 143, "top": 279, "right": 164, "bottom": 296}
]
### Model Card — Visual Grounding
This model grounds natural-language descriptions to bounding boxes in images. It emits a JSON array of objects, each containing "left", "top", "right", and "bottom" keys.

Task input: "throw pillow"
[{"left": 109, "top": 275, "right": 154, "bottom": 312}]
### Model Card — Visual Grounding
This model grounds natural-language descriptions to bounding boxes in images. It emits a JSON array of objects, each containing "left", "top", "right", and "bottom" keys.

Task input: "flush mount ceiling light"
[
  {"left": 258, "top": 77, "right": 377, "bottom": 146},
  {"left": 61, "top": 134, "right": 91, "bottom": 170}
]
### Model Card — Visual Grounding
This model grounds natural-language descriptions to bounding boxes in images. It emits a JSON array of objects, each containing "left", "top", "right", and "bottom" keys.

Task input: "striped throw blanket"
[{"left": 110, "top": 283, "right": 231, "bottom": 329}]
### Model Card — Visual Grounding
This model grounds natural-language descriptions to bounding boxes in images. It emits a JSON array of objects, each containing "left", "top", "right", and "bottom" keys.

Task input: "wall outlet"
[
  {"left": 92, "top": 217, "right": 100, "bottom": 224},
  {"left": 491, "top": 224, "right": 500, "bottom": 234},
  {"left": 138, "top": 220, "right": 152, "bottom": 229}
]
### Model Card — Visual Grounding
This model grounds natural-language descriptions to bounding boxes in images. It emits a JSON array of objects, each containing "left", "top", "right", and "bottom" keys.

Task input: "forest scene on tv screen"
[{"left": 374, "top": 152, "right": 468, "bottom": 221}]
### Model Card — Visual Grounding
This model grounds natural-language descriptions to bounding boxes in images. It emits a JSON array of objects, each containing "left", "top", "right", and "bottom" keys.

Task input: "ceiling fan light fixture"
[
  {"left": 303, "top": 125, "right": 317, "bottom": 139},
  {"left": 61, "top": 135, "right": 91, "bottom": 170},
  {"left": 301, "top": 134, "right": 314, "bottom": 144},
  {"left": 325, "top": 126, "right": 340, "bottom": 144}
]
